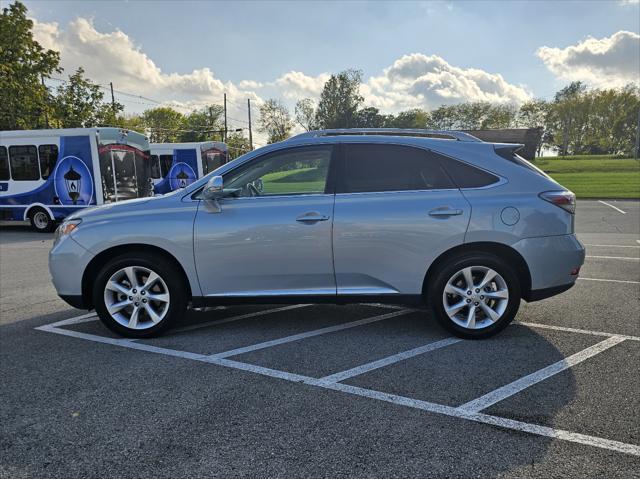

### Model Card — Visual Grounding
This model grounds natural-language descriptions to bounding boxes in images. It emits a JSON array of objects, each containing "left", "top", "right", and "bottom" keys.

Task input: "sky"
[{"left": 21, "top": 0, "right": 640, "bottom": 142}]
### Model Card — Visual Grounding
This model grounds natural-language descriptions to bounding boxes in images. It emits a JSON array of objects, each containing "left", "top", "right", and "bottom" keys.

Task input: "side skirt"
[{"left": 191, "top": 294, "right": 426, "bottom": 308}]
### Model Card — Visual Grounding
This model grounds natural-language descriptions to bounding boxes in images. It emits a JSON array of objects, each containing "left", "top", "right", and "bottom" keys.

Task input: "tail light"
[{"left": 539, "top": 190, "right": 576, "bottom": 214}]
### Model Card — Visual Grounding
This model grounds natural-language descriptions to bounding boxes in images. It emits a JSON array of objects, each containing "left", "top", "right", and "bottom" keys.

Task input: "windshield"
[{"left": 98, "top": 144, "right": 152, "bottom": 202}]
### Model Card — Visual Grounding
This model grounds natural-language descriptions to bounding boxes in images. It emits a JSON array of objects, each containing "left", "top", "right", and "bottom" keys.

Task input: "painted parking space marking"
[
  {"left": 519, "top": 321, "right": 640, "bottom": 341},
  {"left": 585, "top": 255, "right": 639, "bottom": 261},
  {"left": 457, "top": 336, "right": 627, "bottom": 413},
  {"left": 36, "top": 309, "right": 640, "bottom": 457},
  {"left": 172, "top": 304, "right": 312, "bottom": 334},
  {"left": 598, "top": 200, "right": 626, "bottom": 214},
  {"left": 578, "top": 277, "right": 640, "bottom": 285},
  {"left": 316, "top": 337, "right": 462, "bottom": 385},
  {"left": 206, "top": 309, "right": 414, "bottom": 359},
  {"left": 584, "top": 244, "right": 640, "bottom": 248}
]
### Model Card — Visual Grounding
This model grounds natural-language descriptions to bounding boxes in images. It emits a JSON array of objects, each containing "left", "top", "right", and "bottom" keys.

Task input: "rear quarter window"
[{"left": 437, "top": 154, "right": 500, "bottom": 188}]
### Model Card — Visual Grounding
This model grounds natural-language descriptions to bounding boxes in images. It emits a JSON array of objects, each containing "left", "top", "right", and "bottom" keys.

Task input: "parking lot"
[{"left": 1, "top": 199, "right": 638, "bottom": 478}]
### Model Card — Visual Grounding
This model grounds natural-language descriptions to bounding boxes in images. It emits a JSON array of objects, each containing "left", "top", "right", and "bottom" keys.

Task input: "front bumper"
[
  {"left": 512, "top": 234, "right": 585, "bottom": 301},
  {"left": 49, "top": 235, "right": 95, "bottom": 308}
]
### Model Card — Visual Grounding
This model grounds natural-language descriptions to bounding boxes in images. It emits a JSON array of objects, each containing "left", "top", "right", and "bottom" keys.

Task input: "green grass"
[
  {"left": 532, "top": 155, "right": 640, "bottom": 199},
  {"left": 260, "top": 167, "right": 326, "bottom": 195}
]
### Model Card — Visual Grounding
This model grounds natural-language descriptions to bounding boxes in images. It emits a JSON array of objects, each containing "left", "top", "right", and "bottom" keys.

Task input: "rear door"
[{"left": 333, "top": 143, "right": 471, "bottom": 296}]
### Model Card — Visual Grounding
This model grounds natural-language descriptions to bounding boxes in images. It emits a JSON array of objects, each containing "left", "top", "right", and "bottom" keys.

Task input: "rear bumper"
[{"left": 512, "top": 233, "right": 585, "bottom": 297}]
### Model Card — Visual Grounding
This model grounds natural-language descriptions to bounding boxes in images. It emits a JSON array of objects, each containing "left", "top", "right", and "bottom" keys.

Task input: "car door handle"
[
  {"left": 296, "top": 212, "right": 330, "bottom": 222},
  {"left": 429, "top": 207, "right": 463, "bottom": 217}
]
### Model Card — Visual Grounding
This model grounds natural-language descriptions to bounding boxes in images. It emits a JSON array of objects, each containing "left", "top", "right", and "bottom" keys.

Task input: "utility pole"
[
  {"left": 41, "top": 75, "right": 49, "bottom": 128},
  {"left": 223, "top": 93, "right": 228, "bottom": 143},
  {"left": 247, "top": 98, "right": 253, "bottom": 150},
  {"left": 109, "top": 82, "right": 116, "bottom": 123}
]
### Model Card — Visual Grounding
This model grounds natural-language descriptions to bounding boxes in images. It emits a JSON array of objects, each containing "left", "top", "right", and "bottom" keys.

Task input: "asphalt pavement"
[{"left": 0, "top": 199, "right": 638, "bottom": 478}]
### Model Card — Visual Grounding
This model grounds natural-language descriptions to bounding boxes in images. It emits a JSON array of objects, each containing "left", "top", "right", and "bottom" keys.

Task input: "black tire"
[
  {"left": 29, "top": 207, "right": 55, "bottom": 233},
  {"left": 93, "top": 252, "right": 188, "bottom": 338},
  {"left": 427, "top": 252, "right": 521, "bottom": 339}
]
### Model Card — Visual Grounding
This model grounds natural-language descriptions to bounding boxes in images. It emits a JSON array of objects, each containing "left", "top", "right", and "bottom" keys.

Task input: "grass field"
[
  {"left": 533, "top": 155, "right": 640, "bottom": 199},
  {"left": 260, "top": 167, "right": 326, "bottom": 194}
]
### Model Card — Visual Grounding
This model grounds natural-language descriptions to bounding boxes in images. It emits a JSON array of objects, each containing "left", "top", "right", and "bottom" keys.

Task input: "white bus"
[
  {"left": 149, "top": 141, "right": 228, "bottom": 194},
  {"left": 0, "top": 128, "right": 152, "bottom": 232}
]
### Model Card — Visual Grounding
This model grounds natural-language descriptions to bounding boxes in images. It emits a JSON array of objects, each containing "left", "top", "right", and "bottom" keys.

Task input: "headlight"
[{"left": 54, "top": 218, "right": 82, "bottom": 242}]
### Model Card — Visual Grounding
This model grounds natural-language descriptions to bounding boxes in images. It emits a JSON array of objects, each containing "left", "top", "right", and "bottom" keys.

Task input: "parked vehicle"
[
  {"left": 0, "top": 128, "right": 152, "bottom": 232},
  {"left": 149, "top": 141, "right": 228, "bottom": 194},
  {"left": 49, "top": 129, "right": 585, "bottom": 339}
]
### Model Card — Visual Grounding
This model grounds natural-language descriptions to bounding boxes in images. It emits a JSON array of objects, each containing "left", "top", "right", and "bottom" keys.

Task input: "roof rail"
[{"left": 288, "top": 128, "right": 482, "bottom": 142}]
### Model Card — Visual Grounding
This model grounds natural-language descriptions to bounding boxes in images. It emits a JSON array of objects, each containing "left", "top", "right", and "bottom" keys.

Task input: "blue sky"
[{"left": 23, "top": 0, "right": 640, "bottom": 133}]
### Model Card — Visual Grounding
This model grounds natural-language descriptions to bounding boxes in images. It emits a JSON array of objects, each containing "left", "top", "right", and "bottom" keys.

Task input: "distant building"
[{"left": 463, "top": 128, "right": 543, "bottom": 161}]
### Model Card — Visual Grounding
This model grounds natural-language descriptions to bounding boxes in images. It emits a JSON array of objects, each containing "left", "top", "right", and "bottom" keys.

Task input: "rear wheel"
[
  {"left": 29, "top": 207, "right": 55, "bottom": 233},
  {"left": 93, "top": 252, "right": 187, "bottom": 338},
  {"left": 428, "top": 253, "right": 521, "bottom": 339}
]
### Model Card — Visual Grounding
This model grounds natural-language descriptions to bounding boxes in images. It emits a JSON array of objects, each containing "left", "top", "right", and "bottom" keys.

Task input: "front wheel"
[
  {"left": 427, "top": 253, "right": 521, "bottom": 339},
  {"left": 93, "top": 253, "right": 187, "bottom": 338},
  {"left": 29, "top": 208, "right": 55, "bottom": 232}
]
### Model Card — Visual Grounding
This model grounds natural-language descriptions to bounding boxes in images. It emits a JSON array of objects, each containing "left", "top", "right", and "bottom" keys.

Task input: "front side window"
[
  {"left": 0, "top": 147, "right": 9, "bottom": 180},
  {"left": 340, "top": 144, "right": 454, "bottom": 193},
  {"left": 224, "top": 146, "right": 332, "bottom": 197},
  {"left": 38, "top": 144, "right": 58, "bottom": 179},
  {"left": 8, "top": 145, "right": 39, "bottom": 181}
]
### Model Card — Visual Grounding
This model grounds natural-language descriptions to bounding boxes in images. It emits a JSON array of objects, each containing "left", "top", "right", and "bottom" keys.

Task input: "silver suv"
[{"left": 49, "top": 129, "right": 585, "bottom": 339}]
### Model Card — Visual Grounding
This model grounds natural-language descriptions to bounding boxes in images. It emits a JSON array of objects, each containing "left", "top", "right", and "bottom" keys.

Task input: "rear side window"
[
  {"left": 495, "top": 147, "right": 550, "bottom": 178},
  {"left": 0, "top": 147, "right": 9, "bottom": 180},
  {"left": 340, "top": 144, "right": 454, "bottom": 193},
  {"left": 9, "top": 145, "right": 39, "bottom": 181},
  {"left": 438, "top": 155, "right": 500, "bottom": 188},
  {"left": 38, "top": 144, "right": 58, "bottom": 179}
]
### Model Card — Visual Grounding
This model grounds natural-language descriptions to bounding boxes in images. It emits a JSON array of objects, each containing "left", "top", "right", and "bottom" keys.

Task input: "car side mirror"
[{"left": 201, "top": 176, "right": 224, "bottom": 200}]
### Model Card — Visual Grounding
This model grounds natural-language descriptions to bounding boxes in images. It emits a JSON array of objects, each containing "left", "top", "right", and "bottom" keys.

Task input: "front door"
[
  {"left": 333, "top": 143, "right": 472, "bottom": 296},
  {"left": 194, "top": 145, "right": 337, "bottom": 297}
]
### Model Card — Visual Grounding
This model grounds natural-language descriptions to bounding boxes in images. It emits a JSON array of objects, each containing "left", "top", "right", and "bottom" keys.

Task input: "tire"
[
  {"left": 29, "top": 207, "right": 55, "bottom": 233},
  {"left": 93, "top": 252, "right": 188, "bottom": 338},
  {"left": 427, "top": 252, "right": 521, "bottom": 339}
]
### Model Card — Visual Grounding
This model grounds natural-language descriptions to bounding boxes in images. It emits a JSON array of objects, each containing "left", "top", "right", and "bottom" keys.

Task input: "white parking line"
[
  {"left": 172, "top": 304, "right": 312, "bottom": 333},
  {"left": 519, "top": 321, "right": 640, "bottom": 342},
  {"left": 584, "top": 244, "right": 640, "bottom": 248},
  {"left": 579, "top": 277, "right": 640, "bottom": 285},
  {"left": 457, "top": 336, "right": 627, "bottom": 413},
  {"left": 598, "top": 200, "right": 626, "bottom": 214},
  {"left": 586, "top": 255, "right": 639, "bottom": 261},
  {"left": 317, "top": 337, "right": 462, "bottom": 384},
  {"left": 207, "top": 309, "right": 414, "bottom": 359},
  {"left": 35, "top": 317, "right": 640, "bottom": 457}
]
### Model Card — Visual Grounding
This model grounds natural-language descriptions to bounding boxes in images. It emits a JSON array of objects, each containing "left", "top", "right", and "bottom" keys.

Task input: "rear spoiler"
[{"left": 493, "top": 143, "right": 525, "bottom": 155}]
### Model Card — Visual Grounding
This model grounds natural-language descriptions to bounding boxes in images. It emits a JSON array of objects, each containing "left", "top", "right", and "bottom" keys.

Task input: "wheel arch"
[
  {"left": 81, "top": 244, "right": 193, "bottom": 309},
  {"left": 23, "top": 203, "right": 54, "bottom": 221},
  {"left": 422, "top": 242, "right": 532, "bottom": 300}
]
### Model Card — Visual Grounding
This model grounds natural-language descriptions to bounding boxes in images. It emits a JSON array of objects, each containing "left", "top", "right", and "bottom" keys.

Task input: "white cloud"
[
  {"left": 537, "top": 31, "right": 640, "bottom": 88},
  {"left": 32, "top": 15, "right": 533, "bottom": 136}
]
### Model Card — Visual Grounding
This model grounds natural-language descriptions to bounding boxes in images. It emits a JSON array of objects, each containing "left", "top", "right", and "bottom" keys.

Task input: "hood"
[{"left": 68, "top": 196, "right": 156, "bottom": 222}]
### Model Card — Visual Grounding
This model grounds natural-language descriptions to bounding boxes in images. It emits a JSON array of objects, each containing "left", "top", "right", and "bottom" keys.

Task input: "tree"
[
  {"left": 226, "top": 132, "right": 252, "bottom": 159},
  {"left": 52, "top": 67, "right": 122, "bottom": 128},
  {"left": 315, "top": 69, "right": 364, "bottom": 129},
  {"left": 353, "top": 106, "right": 388, "bottom": 128},
  {"left": 294, "top": 98, "right": 318, "bottom": 131},
  {"left": 386, "top": 108, "right": 429, "bottom": 129},
  {"left": 0, "top": 1, "right": 61, "bottom": 130},
  {"left": 258, "top": 98, "right": 293, "bottom": 143},
  {"left": 141, "top": 107, "right": 184, "bottom": 143},
  {"left": 179, "top": 105, "right": 224, "bottom": 142}
]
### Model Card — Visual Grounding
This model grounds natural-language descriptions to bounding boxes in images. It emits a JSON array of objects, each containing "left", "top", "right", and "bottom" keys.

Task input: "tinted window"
[
  {"left": 341, "top": 144, "right": 454, "bottom": 193},
  {"left": 150, "top": 154, "right": 162, "bottom": 179},
  {"left": 438, "top": 155, "right": 500, "bottom": 188},
  {"left": 159, "top": 154, "right": 173, "bottom": 177},
  {"left": 0, "top": 147, "right": 9, "bottom": 180},
  {"left": 225, "top": 146, "right": 332, "bottom": 197},
  {"left": 9, "top": 145, "right": 39, "bottom": 180},
  {"left": 202, "top": 149, "right": 224, "bottom": 175},
  {"left": 38, "top": 144, "right": 58, "bottom": 179}
]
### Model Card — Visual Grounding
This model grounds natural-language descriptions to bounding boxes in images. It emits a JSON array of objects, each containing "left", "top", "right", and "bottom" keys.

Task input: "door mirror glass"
[{"left": 201, "top": 175, "right": 224, "bottom": 199}]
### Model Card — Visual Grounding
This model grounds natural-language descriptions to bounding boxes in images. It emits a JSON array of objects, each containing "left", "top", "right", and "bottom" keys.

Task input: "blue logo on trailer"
[
  {"left": 53, "top": 156, "right": 94, "bottom": 205},
  {"left": 168, "top": 162, "right": 196, "bottom": 190}
]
